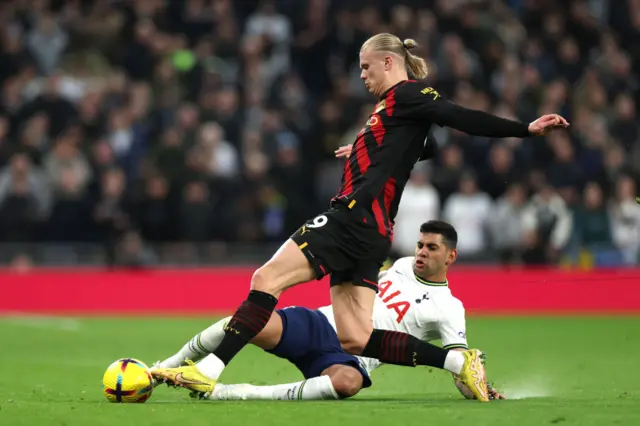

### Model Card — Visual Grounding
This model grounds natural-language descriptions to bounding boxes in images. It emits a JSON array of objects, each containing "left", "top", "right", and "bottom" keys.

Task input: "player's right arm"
[{"left": 394, "top": 81, "right": 569, "bottom": 138}]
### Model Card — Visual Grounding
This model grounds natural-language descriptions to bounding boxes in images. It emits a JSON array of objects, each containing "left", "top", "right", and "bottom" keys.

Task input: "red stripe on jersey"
[
  {"left": 354, "top": 134, "right": 371, "bottom": 174},
  {"left": 371, "top": 199, "right": 387, "bottom": 237},
  {"left": 339, "top": 161, "right": 353, "bottom": 196},
  {"left": 386, "top": 87, "right": 397, "bottom": 116},
  {"left": 382, "top": 178, "right": 396, "bottom": 212},
  {"left": 371, "top": 118, "right": 386, "bottom": 146},
  {"left": 382, "top": 178, "right": 396, "bottom": 238}
]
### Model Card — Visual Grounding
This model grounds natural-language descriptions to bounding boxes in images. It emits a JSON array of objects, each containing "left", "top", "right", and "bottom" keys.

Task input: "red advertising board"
[{"left": 1, "top": 267, "right": 639, "bottom": 315}]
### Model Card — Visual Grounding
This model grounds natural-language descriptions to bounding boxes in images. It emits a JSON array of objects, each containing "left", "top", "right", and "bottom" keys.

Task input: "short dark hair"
[{"left": 419, "top": 220, "right": 458, "bottom": 249}]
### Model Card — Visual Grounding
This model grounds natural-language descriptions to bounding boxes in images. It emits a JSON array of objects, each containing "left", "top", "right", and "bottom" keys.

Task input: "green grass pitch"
[{"left": 0, "top": 316, "right": 638, "bottom": 426}]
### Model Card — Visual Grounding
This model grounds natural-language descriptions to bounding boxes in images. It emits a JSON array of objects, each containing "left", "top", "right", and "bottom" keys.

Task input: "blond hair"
[{"left": 361, "top": 33, "right": 429, "bottom": 79}]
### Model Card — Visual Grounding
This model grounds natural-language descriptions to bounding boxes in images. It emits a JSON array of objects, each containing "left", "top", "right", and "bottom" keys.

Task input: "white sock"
[
  {"left": 208, "top": 376, "right": 339, "bottom": 401},
  {"left": 196, "top": 354, "right": 226, "bottom": 380},
  {"left": 157, "top": 317, "right": 231, "bottom": 368},
  {"left": 443, "top": 350, "right": 465, "bottom": 375}
]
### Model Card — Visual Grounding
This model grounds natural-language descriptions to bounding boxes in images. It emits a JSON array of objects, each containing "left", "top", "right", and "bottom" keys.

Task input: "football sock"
[
  {"left": 443, "top": 351, "right": 465, "bottom": 375},
  {"left": 196, "top": 353, "right": 226, "bottom": 380},
  {"left": 213, "top": 290, "right": 278, "bottom": 365},
  {"left": 361, "top": 329, "right": 460, "bottom": 372},
  {"left": 157, "top": 317, "right": 231, "bottom": 368},
  {"left": 209, "top": 376, "right": 339, "bottom": 401}
]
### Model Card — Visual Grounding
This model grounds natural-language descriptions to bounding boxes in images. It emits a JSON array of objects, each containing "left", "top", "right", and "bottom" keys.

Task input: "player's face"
[
  {"left": 359, "top": 49, "right": 389, "bottom": 96},
  {"left": 413, "top": 233, "right": 457, "bottom": 277}
]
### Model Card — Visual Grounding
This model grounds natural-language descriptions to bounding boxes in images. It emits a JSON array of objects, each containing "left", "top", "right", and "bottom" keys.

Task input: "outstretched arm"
[
  {"left": 429, "top": 101, "right": 568, "bottom": 138},
  {"left": 394, "top": 82, "right": 569, "bottom": 138}
]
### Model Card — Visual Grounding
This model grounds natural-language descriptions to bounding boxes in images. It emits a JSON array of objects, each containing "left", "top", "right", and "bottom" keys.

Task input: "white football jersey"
[{"left": 317, "top": 256, "right": 468, "bottom": 373}]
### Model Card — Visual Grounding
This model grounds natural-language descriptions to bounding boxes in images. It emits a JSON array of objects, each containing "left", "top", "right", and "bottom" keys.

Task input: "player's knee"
[
  {"left": 250, "top": 265, "right": 278, "bottom": 293},
  {"left": 339, "top": 338, "right": 365, "bottom": 355},
  {"left": 339, "top": 332, "right": 371, "bottom": 355},
  {"left": 329, "top": 367, "right": 363, "bottom": 399}
]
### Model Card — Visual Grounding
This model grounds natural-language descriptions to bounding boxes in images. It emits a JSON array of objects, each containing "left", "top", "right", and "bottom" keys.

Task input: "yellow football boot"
[
  {"left": 149, "top": 359, "right": 216, "bottom": 395},
  {"left": 457, "top": 349, "right": 489, "bottom": 402}
]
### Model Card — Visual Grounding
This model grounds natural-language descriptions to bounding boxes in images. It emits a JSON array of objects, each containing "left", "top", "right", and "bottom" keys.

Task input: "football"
[{"left": 102, "top": 358, "right": 154, "bottom": 403}]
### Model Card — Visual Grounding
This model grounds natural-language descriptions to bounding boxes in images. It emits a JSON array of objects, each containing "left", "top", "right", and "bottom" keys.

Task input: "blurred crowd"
[{"left": 0, "top": 0, "right": 639, "bottom": 267}]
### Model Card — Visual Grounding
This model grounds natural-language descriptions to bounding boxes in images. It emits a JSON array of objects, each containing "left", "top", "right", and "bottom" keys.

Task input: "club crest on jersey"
[
  {"left": 373, "top": 99, "right": 386, "bottom": 114},
  {"left": 415, "top": 293, "right": 430, "bottom": 303},
  {"left": 366, "top": 114, "right": 381, "bottom": 127}
]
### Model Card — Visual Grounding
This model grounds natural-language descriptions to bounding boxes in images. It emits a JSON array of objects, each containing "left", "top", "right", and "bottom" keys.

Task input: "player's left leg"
[
  {"left": 151, "top": 312, "right": 286, "bottom": 391},
  {"left": 154, "top": 311, "right": 284, "bottom": 370},
  {"left": 330, "top": 267, "right": 489, "bottom": 401},
  {"left": 203, "top": 364, "right": 363, "bottom": 401},
  {"left": 154, "top": 317, "right": 231, "bottom": 370},
  {"left": 149, "top": 237, "right": 316, "bottom": 394}
]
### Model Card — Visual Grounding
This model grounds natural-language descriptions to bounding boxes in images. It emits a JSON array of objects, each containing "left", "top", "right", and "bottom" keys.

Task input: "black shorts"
[{"left": 290, "top": 206, "right": 390, "bottom": 292}]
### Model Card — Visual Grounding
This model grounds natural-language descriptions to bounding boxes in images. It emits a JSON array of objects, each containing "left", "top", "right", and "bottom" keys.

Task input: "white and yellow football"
[{"left": 102, "top": 358, "right": 153, "bottom": 403}]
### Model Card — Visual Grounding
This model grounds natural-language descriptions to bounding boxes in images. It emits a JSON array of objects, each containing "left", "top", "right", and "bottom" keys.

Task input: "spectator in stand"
[
  {"left": 0, "top": 152, "right": 51, "bottom": 222},
  {"left": 432, "top": 143, "right": 465, "bottom": 204},
  {"left": 488, "top": 182, "right": 528, "bottom": 265},
  {"left": 546, "top": 130, "right": 586, "bottom": 191},
  {"left": 610, "top": 175, "right": 640, "bottom": 265},
  {"left": 196, "top": 121, "right": 239, "bottom": 180},
  {"left": 443, "top": 172, "right": 492, "bottom": 259},
  {"left": 93, "top": 167, "right": 129, "bottom": 266},
  {"left": 26, "top": 13, "right": 68, "bottom": 77},
  {"left": 480, "top": 142, "right": 521, "bottom": 200},
  {"left": 521, "top": 183, "right": 573, "bottom": 265},
  {"left": 571, "top": 181, "right": 618, "bottom": 265},
  {"left": 114, "top": 229, "right": 157, "bottom": 268},
  {"left": 392, "top": 165, "right": 440, "bottom": 257}
]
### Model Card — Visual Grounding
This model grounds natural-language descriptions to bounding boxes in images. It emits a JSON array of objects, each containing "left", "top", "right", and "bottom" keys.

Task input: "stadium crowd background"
[{"left": 0, "top": 0, "right": 638, "bottom": 269}]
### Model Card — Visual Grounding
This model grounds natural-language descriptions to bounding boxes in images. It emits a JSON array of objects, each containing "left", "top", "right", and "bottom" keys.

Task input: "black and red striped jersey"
[{"left": 332, "top": 79, "right": 530, "bottom": 240}]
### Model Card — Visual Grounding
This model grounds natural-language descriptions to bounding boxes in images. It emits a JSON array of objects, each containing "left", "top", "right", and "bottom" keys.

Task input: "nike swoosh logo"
[{"left": 175, "top": 372, "right": 208, "bottom": 386}]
